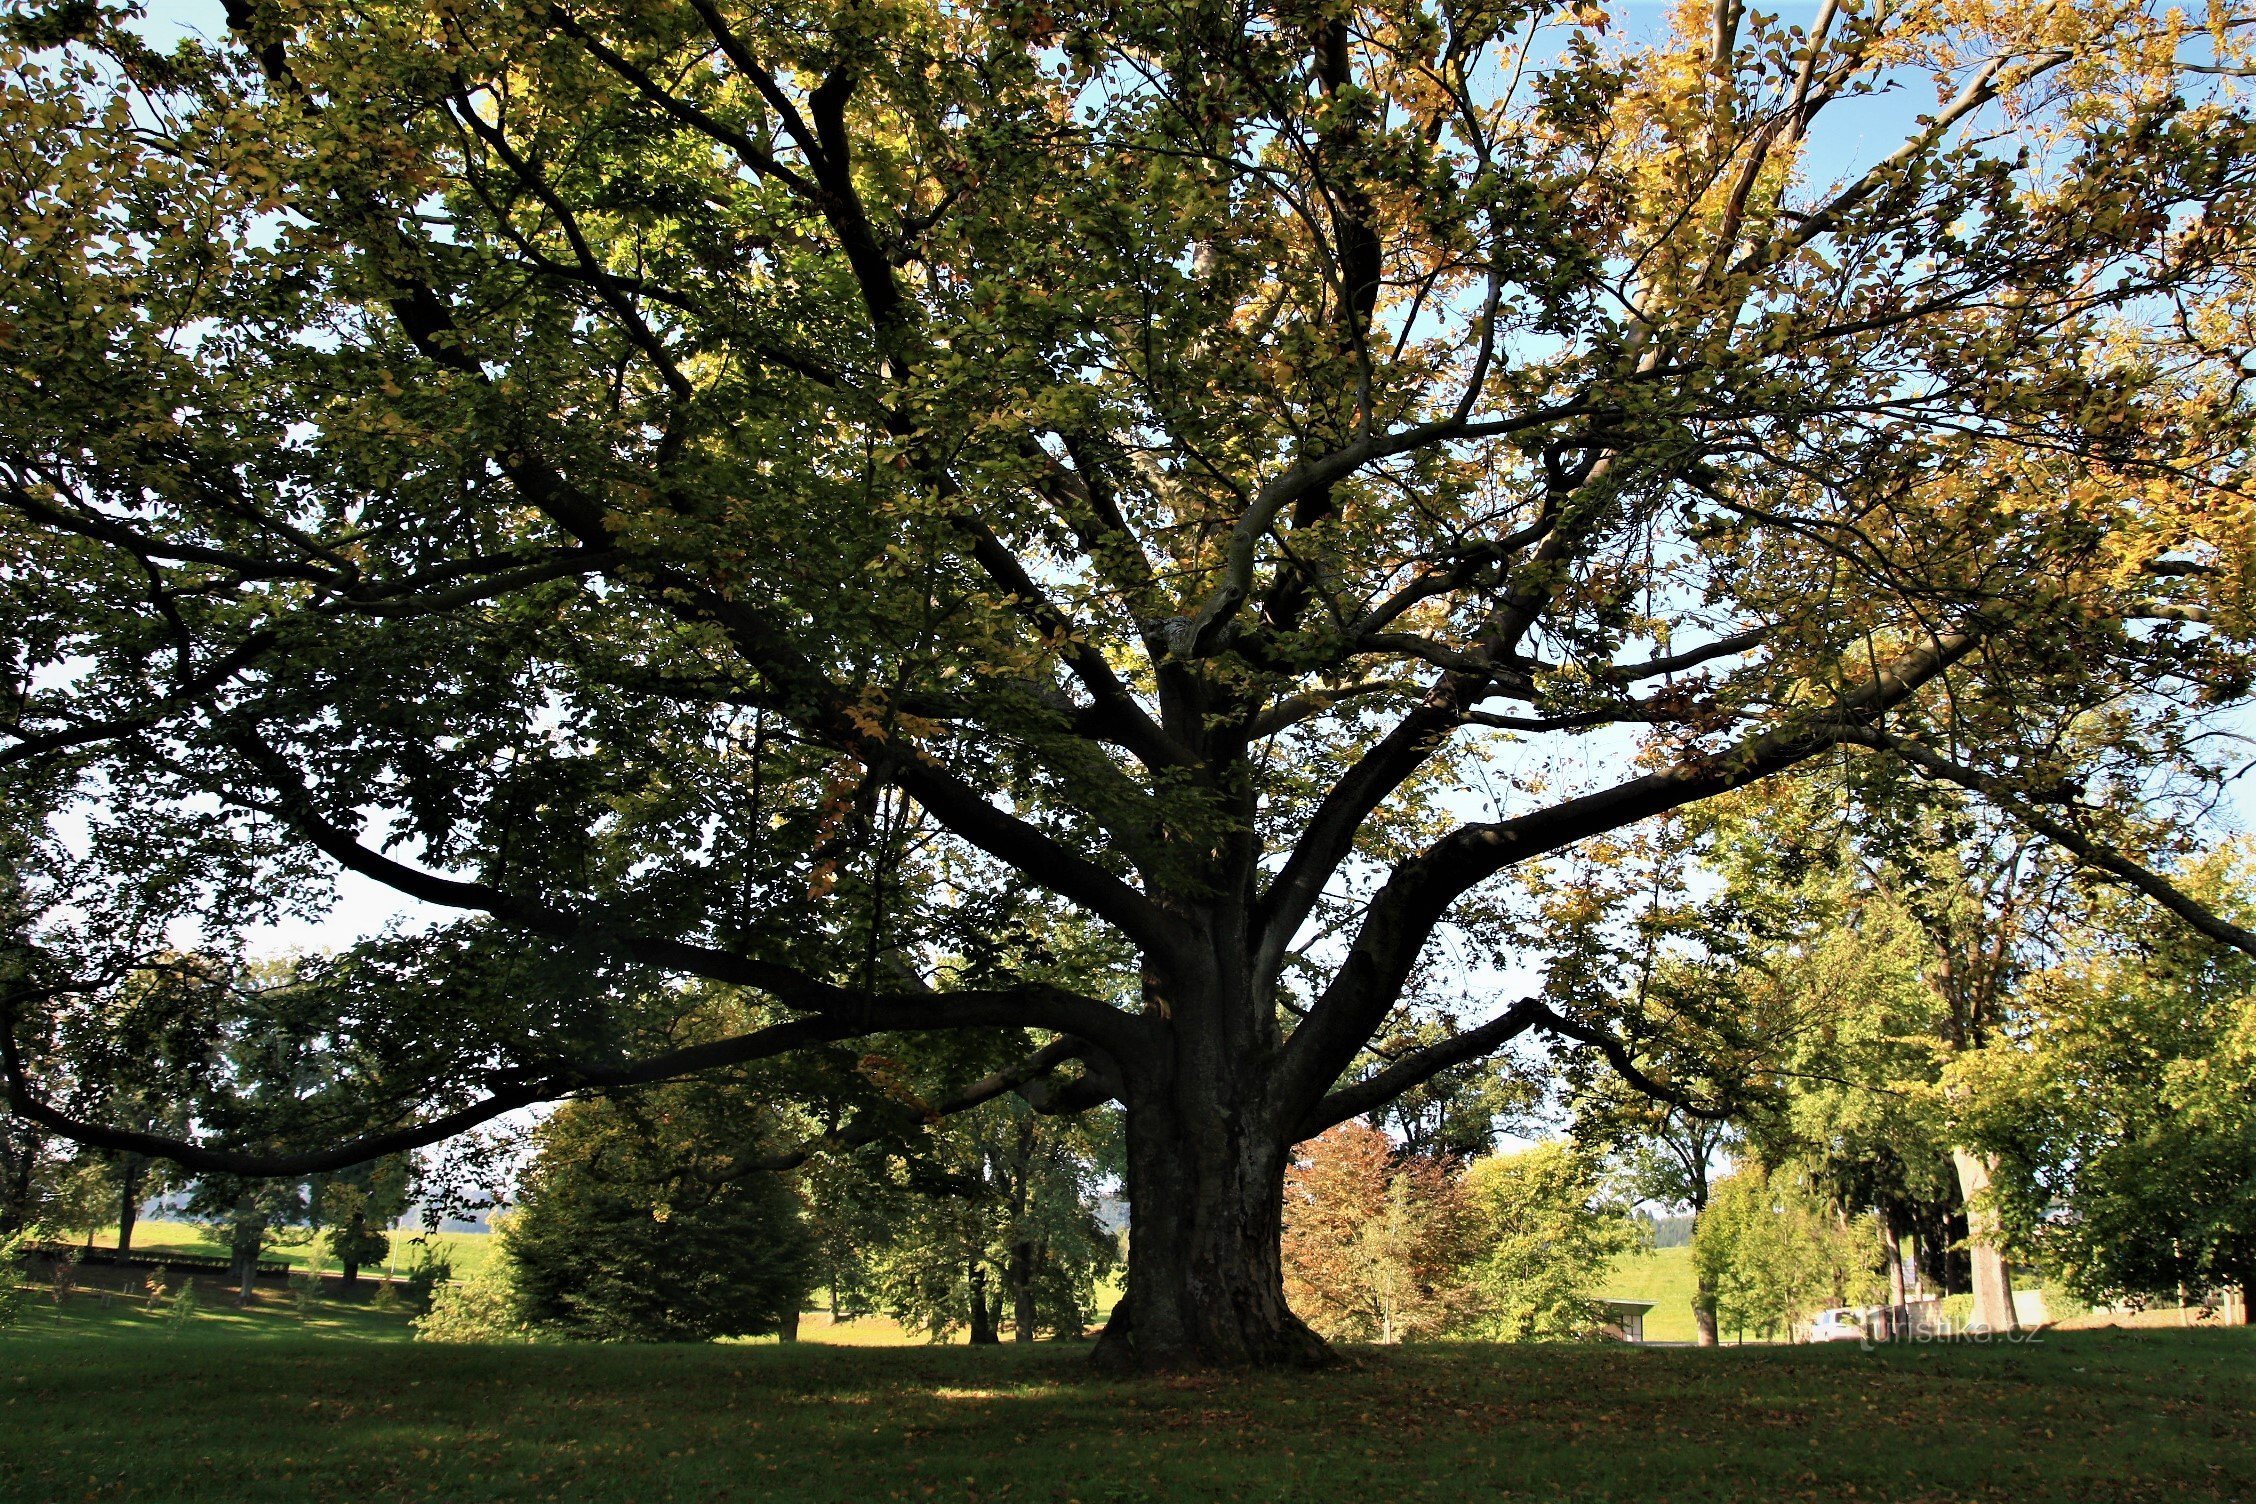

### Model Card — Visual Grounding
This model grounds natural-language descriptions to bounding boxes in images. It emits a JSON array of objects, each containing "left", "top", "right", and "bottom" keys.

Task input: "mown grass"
[
  {"left": 74, "top": 1220, "right": 496, "bottom": 1281},
  {"left": 4, "top": 1273, "right": 418, "bottom": 1343},
  {"left": 2, "top": 1316, "right": 2248, "bottom": 1503}
]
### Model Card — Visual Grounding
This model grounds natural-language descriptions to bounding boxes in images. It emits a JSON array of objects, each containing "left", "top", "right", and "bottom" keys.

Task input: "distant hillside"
[{"left": 1600, "top": 1244, "right": 1701, "bottom": 1343}]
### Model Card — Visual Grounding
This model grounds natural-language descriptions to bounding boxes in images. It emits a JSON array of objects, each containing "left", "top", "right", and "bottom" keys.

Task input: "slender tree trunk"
[
  {"left": 1009, "top": 1239, "right": 1038, "bottom": 1342},
  {"left": 1873, "top": 1210, "right": 1908, "bottom": 1339},
  {"left": 115, "top": 1155, "right": 144, "bottom": 1257},
  {"left": 1007, "top": 1117, "right": 1038, "bottom": 1342},
  {"left": 230, "top": 1200, "right": 263, "bottom": 1307},
  {"left": 1950, "top": 1148, "right": 2018, "bottom": 1333}
]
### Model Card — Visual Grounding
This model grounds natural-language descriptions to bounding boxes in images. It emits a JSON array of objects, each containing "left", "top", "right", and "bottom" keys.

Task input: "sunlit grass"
[
  {"left": 1600, "top": 1242, "right": 1704, "bottom": 1343},
  {"left": 72, "top": 1218, "right": 496, "bottom": 1280}
]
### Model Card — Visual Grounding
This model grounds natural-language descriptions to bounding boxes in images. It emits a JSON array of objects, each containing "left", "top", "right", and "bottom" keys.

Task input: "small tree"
[
  {"left": 1459, "top": 1142, "right": 1642, "bottom": 1342},
  {"left": 316, "top": 1155, "right": 411, "bottom": 1289},
  {"left": 504, "top": 1085, "right": 817, "bottom": 1342},
  {"left": 1693, "top": 1167, "right": 1885, "bottom": 1341},
  {"left": 0, "top": 1227, "right": 29, "bottom": 1328},
  {"left": 1282, "top": 1123, "right": 1470, "bottom": 1343},
  {"left": 414, "top": 1218, "right": 539, "bottom": 1343}
]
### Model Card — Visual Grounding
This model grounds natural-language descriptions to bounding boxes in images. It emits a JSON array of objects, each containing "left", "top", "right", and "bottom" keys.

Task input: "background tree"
[
  {"left": 505, "top": 1083, "right": 819, "bottom": 1342},
  {"left": 1281, "top": 1122, "right": 1472, "bottom": 1344},
  {"left": 9, "top": 0, "right": 2256, "bottom": 1368},
  {"left": 850, "top": 1097, "right": 1120, "bottom": 1343},
  {"left": 1459, "top": 1141, "right": 1642, "bottom": 1342},
  {"left": 1575, "top": 1083, "right": 1733, "bottom": 1344},
  {"left": 185, "top": 1174, "right": 309, "bottom": 1305},
  {"left": 1693, "top": 1165, "right": 1886, "bottom": 1342},
  {"left": 1955, "top": 859, "right": 2256, "bottom": 1320},
  {"left": 316, "top": 1155, "right": 413, "bottom": 1289}
]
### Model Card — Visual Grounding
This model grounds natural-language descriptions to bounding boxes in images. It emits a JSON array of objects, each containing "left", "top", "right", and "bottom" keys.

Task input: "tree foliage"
[
  {"left": 1458, "top": 1140, "right": 1642, "bottom": 1342},
  {"left": 504, "top": 1085, "right": 819, "bottom": 1342},
  {"left": 1955, "top": 858, "right": 2256, "bottom": 1309},
  {"left": 1282, "top": 1122, "right": 1472, "bottom": 1342}
]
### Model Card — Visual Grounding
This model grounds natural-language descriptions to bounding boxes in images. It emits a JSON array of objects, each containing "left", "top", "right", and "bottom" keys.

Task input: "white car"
[{"left": 1806, "top": 1308, "right": 1867, "bottom": 1343}]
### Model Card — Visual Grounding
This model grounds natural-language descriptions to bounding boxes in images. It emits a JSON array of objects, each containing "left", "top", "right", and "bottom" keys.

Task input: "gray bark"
[{"left": 1951, "top": 1147, "right": 2018, "bottom": 1333}]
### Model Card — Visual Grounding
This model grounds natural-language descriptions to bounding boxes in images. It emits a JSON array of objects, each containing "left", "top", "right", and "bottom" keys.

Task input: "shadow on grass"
[{"left": 1, "top": 1324, "right": 2249, "bottom": 1502}]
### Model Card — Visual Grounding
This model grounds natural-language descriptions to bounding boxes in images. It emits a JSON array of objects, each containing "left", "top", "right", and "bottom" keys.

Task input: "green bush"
[
  {"left": 505, "top": 1088, "right": 817, "bottom": 1342},
  {"left": 414, "top": 1271, "right": 540, "bottom": 1343},
  {"left": 401, "top": 1242, "right": 454, "bottom": 1310},
  {"left": 0, "top": 1229, "right": 30, "bottom": 1328}
]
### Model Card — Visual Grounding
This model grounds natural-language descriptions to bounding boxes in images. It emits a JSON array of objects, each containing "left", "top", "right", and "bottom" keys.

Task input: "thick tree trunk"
[
  {"left": 779, "top": 1306, "right": 800, "bottom": 1342},
  {"left": 1693, "top": 1279, "right": 1720, "bottom": 1348},
  {"left": 968, "top": 1262, "right": 998, "bottom": 1344},
  {"left": 1950, "top": 1148, "right": 2018, "bottom": 1333},
  {"left": 1092, "top": 1082, "right": 1329, "bottom": 1371}
]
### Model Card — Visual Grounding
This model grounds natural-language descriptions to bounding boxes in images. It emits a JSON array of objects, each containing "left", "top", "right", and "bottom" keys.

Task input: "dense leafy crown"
[{"left": 4, "top": 0, "right": 2256, "bottom": 1159}]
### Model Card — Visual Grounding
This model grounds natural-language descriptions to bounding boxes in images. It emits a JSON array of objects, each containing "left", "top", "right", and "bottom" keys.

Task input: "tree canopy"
[{"left": 7, "top": 0, "right": 2256, "bottom": 1365}]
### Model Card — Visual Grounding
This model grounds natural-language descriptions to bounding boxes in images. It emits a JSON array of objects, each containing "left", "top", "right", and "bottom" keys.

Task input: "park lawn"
[
  {"left": 2, "top": 1323, "right": 2250, "bottom": 1503},
  {"left": 5, "top": 1273, "right": 418, "bottom": 1343},
  {"left": 76, "top": 1220, "right": 496, "bottom": 1281},
  {"left": 1600, "top": 1242, "right": 1702, "bottom": 1343}
]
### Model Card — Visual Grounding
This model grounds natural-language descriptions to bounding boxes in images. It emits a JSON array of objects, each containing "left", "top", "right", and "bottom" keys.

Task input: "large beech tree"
[{"left": 8, "top": 0, "right": 2256, "bottom": 1367}]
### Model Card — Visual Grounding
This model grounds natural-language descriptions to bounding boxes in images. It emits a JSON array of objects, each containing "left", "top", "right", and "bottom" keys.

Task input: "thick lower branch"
[
  {"left": 729, "top": 1036, "right": 1117, "bottom": 1174},
  {"left": 1294, "top": 998, "right": 1544, "bottom": 1138},
  {"left": 1273, "top": 629, "right": 1977, "bottom": 1114}
]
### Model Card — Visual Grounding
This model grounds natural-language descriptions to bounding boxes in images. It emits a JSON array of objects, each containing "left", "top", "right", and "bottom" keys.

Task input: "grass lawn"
[
  {"left": 75, "top": 1220, "right": 496, "bottom": 1281},
  {"left": 2, "top": 1316, "right": 2248, "bottom": 1503},
  {"left": 1600, "top": 1243, "right": 1702, "bottom": 1343},
  {"left": 5, "top": 1275, "right": 418, "bottom": 1343}
]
